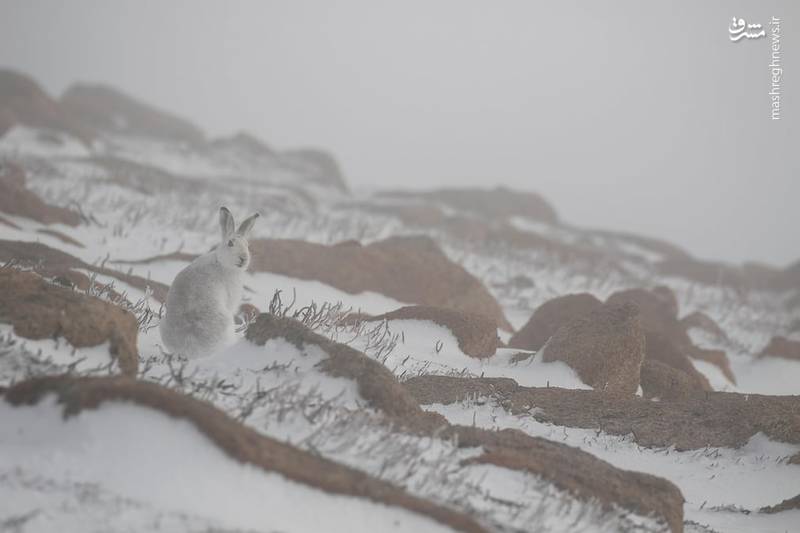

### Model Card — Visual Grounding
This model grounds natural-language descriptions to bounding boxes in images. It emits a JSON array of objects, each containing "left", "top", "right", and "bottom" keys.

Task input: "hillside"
[{"left": 1, "top": 69, "right": 798, "bottom": 533}]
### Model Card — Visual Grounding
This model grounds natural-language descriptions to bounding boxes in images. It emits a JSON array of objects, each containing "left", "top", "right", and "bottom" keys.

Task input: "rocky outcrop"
[
  {"left": 0, "top": 239, "right": 169, "bottom": 303},
  {"left": 245, "top": 313, "right": 683, "bottom": 530},
  {"left": 2, "top": 375, "right": 487, "bottom": 533},
  {"left": 541, "top": 302, "right": 645, "bottom": 395},
  {"left": 508, "top": 293, "right": 602, "bottom": 352},
  {"left": 0, "top": 269, "right": 138, "bottom": 376},
  {"left": 60, "top": 83, "right": 205, "bottom": 144},
  {"left": 607, "top": 287, "right": 734, "bottom": 385},
  {"left": 759, "top": 336, "right": 800, "bottom": 362},
  {"left": 367, "top": 305, "right": 498, "bottom": 358},
  {"left": 245, "top": 313, "right": 431, "bottom": 424},
  {"left": 249, "top": 235, "right": 512, "bottom": 331},
  {"left": 403, "top": 374, "right": 800, "bottom": 451},
  {"left": 0, "top": 162, "right": 81, "bottom": 226},
  {"left": 0, "top": 69, "right": 94, "bottom": 142}
]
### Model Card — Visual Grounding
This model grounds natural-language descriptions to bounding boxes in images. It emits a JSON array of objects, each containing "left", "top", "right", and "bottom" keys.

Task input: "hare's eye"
[{"left": 227, "top": 240, "right": 234, "bottom": 247}]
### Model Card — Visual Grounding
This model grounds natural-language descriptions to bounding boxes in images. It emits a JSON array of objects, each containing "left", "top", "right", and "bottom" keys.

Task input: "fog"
[{"left": 0, "top": 0, "right": 797, "bottom": 266}]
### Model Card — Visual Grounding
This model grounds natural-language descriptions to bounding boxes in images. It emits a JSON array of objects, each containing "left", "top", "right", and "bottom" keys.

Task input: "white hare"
[{"left": 160, "top": 207, "right": 260, "bottom": 358}]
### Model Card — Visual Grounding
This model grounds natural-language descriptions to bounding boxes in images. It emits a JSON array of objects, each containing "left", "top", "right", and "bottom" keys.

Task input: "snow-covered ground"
[{"left": 2, "top": 124, "right": 799, "bottom": 533}]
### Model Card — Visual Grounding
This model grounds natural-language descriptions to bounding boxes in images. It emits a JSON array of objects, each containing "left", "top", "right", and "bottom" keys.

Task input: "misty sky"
[{"left": 0, "top": 0, "right": 797, "bottom": 266}]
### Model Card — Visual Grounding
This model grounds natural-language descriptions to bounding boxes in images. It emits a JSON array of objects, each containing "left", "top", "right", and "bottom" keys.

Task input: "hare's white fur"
[{"left": 160, "top": 207, "right": 260, "bottom": 358}]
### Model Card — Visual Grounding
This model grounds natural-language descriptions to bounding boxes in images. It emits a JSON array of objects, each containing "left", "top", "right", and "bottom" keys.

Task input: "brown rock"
[
  {"left": 0, "top": 162, "right": 81, "bottom": 226},
  {"left": 640, "top": 359, "right": 704, "bottom": 401},
  {"left": 760, "top": 494, "right": 800, "bottom": 514},
  {"left": 607, "top": 287, "right": 734, "bottom": 385},
  {"left": 404, "top": 374, "right": 800, "bottom": 450},
  {"left": 759, "top": 336, "right": 800, "bottom": 362},
  {"left": 607, "top": 287, "right": 682, "bottom": 339},
  {"left": 367, "top": 305, "right": 498, "bottom": 358},
  {"left": 0, "top": 239, "right": 169, "bottom": 303},
  {"left": 645, "top": 331, "right": 710, "bottom": 392},
  {"left": 447, "top": 426, "right": 684, "bottom": 533},
  {"left": 3, "top": 375, "right": 486, "bottom": 533},
  {"left": 249, "top": 235, "right": 512, "bottom": 331},
  {"left": 246, "top": 314, "right": 684, "bottom": 531},
  {"left": 0, "top": 269, "right": 138, "bottom": 377},
  {"left": 680, "top": 311, "right": 728, "bottom": 342},
  {"left": 60, "top": 83, "right": 204, "bottom": 145},
  {"left": 508, "top": 293, "right": 602, "bottom": 352},
  {"left": 245, "top": 313, "right": 428, "bottom": 423},
  {"left": 36, "top": 228, "right": 85, "bottom": 248},
  {"left": 541, "top": 302, "right": 645, "bottom": 395},
  {"left": 0, "top": 69, "right": 94, "bottom": 142},
  {"left": 689, "top": 346, "right": 736, "bottom": 384}
]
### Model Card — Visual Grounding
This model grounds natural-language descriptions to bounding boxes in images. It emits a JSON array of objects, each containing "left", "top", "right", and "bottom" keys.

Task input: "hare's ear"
[
  {"left": 237, "top": 212, "right": 260, "bottom": 237},
  {"left": 219, "top": 207, "right": 236, "bottom": 240}
]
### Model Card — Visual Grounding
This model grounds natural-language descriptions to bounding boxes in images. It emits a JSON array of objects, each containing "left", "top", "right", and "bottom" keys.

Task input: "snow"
[
  {"left": 428, "top": 399, "right": 800, "bottom": 533},
  {"left": 349, "top": 317, "right": 589, "bottom": 389},
  {"left": 0, "top": 126, "right": 91, "bottom": 158},
  {"left": 0, "top": 397, "right": 458, "bottom": 533},
  {"left": 3, "top": 123, "right": 799, "bottom": 532}
]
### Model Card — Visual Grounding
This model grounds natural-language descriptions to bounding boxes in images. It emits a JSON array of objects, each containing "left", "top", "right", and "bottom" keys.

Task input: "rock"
[
  {"left": 607, "top": 287, "right": 735, "bottom": 385},
  {"left": 760, "top": 494, "right": 800, "bottom": 514},
  {"left": 0, "top": 69, "right": 94, "bottom": 142},
  {"left": 245, "top": 313, "right": 429, "bottom": 424},
  {"left": 606, "top": 287, "right": 681, "bottom": 338},
  {"left": 644, "top": 331, "right": 710, "bottom": 392},
  {"left": 3, "top": 375, "right": 486, "bottom": 533},
  {"left": 541, "top": 302, "right": 645, "bottom": 395},
  {"left": 759, "top": 336, "right": 800, "bottom": 362},
  {"left": 680, "top": 311, "right": 728, "bottom": 342},
  {"left": 248, "top": 235, "right": 512, "bottom": 331},
  {"left": 640, "top": 359, "right": 704, "bottom": 401},
  {"left": 404, "top": 374, "right": 800, "bottom": 451},
  {"left": 0, "top": 162, "right": 81, "bottom": 226},
  {"left": 367, "top": 305, "right": 498, "bottom": 358},
  {"left": 508, "top": 293, "right": 602, "bottom": 352},
  {"left": 689, "top": 346, "right": 737, "bottom": 384},
  {"left": 0, "top": 269, "right": 139, "bottom": 377},
  {"left": 245, "top": 314, "right": 683, "bottom": 531},
  {"left": 0, "top": 240, "right": 169, "bottom": 304},
  {"left": 60, "top": 83, "right": 205, "bottom": 144}
]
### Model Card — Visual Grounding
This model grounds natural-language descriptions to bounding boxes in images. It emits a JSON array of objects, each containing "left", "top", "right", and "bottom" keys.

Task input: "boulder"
[
  {"left": 607, "top": 287, "right": 735, "bottom": 385},
  {"left": 644, "top": 331, "right": 710, "bottom": 392},
  {"left": 541, "top": 302, "right": 645, "bottom": 395},
  {"left": 367, "top": 305, "right": 498, "bottom": 358},
  {"left": 640, "top": 359, "right": 704, "bottom": 401},
  {"left": 0, "top": 269, "right": 139, "bottom": 377},
  {"left": 508, "top": 293, "right": 602, "bottom": 351},
  {"left": 248, "top": 235, "right": 512, "bottom": 331}
]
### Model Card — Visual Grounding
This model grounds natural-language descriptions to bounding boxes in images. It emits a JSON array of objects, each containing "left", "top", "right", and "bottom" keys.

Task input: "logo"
[{"left": 728, "top": 17, "right": 765, "bottom": 42}]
